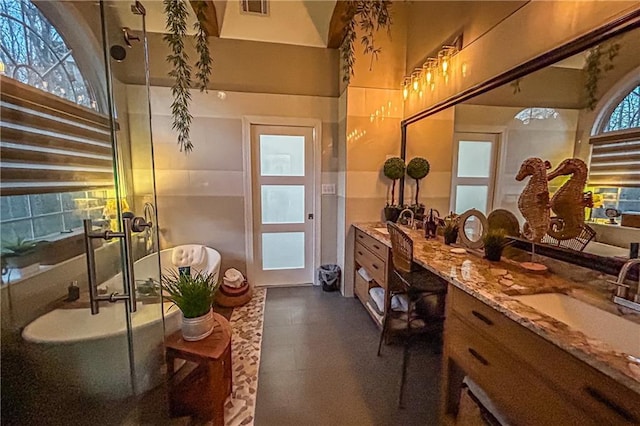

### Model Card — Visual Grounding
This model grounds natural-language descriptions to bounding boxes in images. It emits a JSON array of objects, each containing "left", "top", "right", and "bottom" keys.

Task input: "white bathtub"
[{"left": 21, "top": 247, "right": 222, "bottom": 399}]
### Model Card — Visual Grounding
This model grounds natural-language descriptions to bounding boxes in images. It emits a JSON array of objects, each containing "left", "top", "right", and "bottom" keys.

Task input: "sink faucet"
[
  {"left": 398, "top": 208, "right": 415, "bottom": 229},
  {"left": 610, "top": 258, "right": 640, "bottom": 312}
]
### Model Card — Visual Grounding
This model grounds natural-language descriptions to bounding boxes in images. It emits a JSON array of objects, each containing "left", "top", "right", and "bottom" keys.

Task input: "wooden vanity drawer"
[
  {"left": 446, "top": 315, "right": 595, "bottom": 426},
  {"left": 355, "top": 229, "right": 387, "bottom": 261},
  {"left": 355, "top": 243, "right": 386, "bottom": 286},
  {"left": 449, "top": 286, "right": 640, "bottom": 424}
]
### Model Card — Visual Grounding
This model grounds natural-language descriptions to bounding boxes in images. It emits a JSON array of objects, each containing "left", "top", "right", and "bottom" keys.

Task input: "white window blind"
[
  {"left": 588, "top": 130, "right": 640, "bottom": 187},
  {"left": 0, "top": 75, "right": 115, "bottom": 196}
]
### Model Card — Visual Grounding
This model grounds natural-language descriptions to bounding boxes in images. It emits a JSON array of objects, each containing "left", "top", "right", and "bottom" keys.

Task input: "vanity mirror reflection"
[{"left": 402, "top": 25, "right": 640, "bottom": 272}]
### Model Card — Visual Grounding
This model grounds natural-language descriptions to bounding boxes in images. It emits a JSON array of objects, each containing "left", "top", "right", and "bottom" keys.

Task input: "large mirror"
[{"left": 404, "top": 25, "right": 640, "bottom": 262}]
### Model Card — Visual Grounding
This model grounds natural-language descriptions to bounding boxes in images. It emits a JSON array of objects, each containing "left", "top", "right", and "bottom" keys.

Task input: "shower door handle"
[
  {"left": 83, "top": 218, "right": 138, "bottom": 315},
  {"left": 122, "top": 218, "right": 137, "bottom": 313}
]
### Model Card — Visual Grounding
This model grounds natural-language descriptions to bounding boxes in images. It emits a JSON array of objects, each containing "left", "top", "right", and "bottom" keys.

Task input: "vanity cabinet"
[
  {"left": 354, "top": 229, "right": 391, "bottom": 326},
  {"left": 442, "top": 285, "right": 640, "bottom": 425}
]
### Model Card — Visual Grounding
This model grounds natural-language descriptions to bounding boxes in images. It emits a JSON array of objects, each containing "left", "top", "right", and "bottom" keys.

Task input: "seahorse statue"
[
  {"left": 547, "top": 158, "right": 588, "bottom": 240},
  {"left": 515, "top": 158, "right": 552, "bottom": 242}
]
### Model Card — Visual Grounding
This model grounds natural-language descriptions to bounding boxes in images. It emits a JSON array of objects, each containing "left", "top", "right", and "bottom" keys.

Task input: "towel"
[
  {"left": 391, "top": 294, "right": 409, "bottom": 312},
  {"left": 369, "top": 287, "right": 385, "bottom": 313},
  {"left": 357, "top": 267, "right": 373, "bottom": 282},
  {"left": 223, "top": 268, "right": 245, "bottom": 288},
  {"left": 368, "top": 287, "right": 409, "bottom": 313}
]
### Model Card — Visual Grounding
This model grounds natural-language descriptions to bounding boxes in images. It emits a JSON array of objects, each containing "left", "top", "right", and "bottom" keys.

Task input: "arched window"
[
  {"left": 0, "top": 0, "right": 97, "bottom": 109},
  {"left": 589, "top": 82, "right": 640, "bottom": 218},
  {"left": 602, "top": 85, "right": 640, "bottom": 133},
  {"left": 1, "top": 0, "right": 112, "bottom": 271}
]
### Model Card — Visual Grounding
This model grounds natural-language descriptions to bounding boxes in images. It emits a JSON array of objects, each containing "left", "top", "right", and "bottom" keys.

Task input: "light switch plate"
[{"left": 321, "top": 184, "right": 336, "bottom": 195}]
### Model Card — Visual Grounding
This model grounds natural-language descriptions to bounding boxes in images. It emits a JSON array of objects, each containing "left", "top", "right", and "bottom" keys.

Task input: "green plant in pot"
[
  {"left": 162, "top": 270, "right": 220, "bottom": 341},
  {"left": 406, "top": 157, "right": 430, "bottom": 216},
  {"left": 483, "top": 229, "right": 510, "bottom": 261},
  {"left": 1, "top": 237, "right": 43, "bottom": 269},
  {"left": 383, "top": 157, "right": 406, "bottom": 222},
  {"left": 441, "top": 213, "right": 459, "bottom": 245}
]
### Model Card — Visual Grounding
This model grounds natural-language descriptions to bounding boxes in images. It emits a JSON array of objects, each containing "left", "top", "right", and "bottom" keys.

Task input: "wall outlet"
[{"left": 321, "top": 184, "right": 336, "bottom": 195}]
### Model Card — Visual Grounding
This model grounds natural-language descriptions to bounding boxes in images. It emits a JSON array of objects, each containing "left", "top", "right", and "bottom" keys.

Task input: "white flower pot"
[{"left": 181, "top": 309, "right": 215, "bottom": 341}]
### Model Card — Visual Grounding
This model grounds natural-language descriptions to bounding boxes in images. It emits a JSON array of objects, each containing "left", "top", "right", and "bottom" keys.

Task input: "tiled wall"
[{"left": 142, "top": 86, "right": 339, "bottom": 276}]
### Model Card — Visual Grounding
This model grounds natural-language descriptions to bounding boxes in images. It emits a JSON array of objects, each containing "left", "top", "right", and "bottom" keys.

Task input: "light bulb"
[
  {"left": 403, "top": 87, "right": 408, "bottom": 100},
  {"left": 442, "top": 59, "right": 449, "bottom": 74},
  {"left": 426, "top": 70, "right": 432, "bottom": 84},
  {"left": 412, "top": 78, "right": 419, "bottom": 91}
]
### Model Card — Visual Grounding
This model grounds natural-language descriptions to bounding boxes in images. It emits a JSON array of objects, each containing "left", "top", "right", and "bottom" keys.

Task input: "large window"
[
  {"left": 589, "top": 83, "right": 640, "bottom": 219},
  {"left": 0, "top": 0, "right": 96, "bottom": 109},
  {"left": 1, "top": 191, "right": 108, "bottom": 243},
  {"left": 1, "top": 0, "right": 112, "bottom": 269}
]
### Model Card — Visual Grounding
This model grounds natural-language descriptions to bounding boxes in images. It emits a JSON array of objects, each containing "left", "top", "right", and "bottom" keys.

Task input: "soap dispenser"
[{"left": 66, "top": 280, "right": 80, "bottom": 302}]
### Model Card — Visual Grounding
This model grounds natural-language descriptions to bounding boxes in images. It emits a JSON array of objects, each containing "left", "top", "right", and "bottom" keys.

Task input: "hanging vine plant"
[
  {"left": 163, "top": 0, "right": 213, "bottom": 153},
  {"left": 584, "top": 41, "right": 619, "bottom": 111},
  {"left": 340, "top": 0, "right": 393, "bottom": 84}
]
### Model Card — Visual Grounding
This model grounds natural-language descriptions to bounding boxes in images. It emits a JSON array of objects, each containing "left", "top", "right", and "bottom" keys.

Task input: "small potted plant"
[
  {"left": 441, "top": 213, "right": 459, "bottom": 245},
  {"left": 483, "top": 229, "right": 510, "bottom": 261},
  {"left": 1, "top": 237, "right": 43, "bottom": 270},
  {"left": 162, "top": 270, "right": 220, "bottom": 341},
  {"left": 406, "top": 157, "right": 430, "bottom": 216},
  {"left": 383, "top": 157, "right": 406, "bottom": 222}
]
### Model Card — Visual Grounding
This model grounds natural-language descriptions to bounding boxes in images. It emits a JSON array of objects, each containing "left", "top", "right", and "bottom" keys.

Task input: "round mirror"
[{"left": 458, "top": 209, "right": 489, "bottom": 249}]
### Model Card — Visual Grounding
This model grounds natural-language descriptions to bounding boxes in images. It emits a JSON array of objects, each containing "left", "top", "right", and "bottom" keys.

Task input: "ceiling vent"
[{"left": 240, "top": 0, "right": 269, "bottom": 16}]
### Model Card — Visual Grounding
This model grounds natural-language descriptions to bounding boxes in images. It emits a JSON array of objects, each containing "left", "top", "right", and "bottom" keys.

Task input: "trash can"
[{"left": 318, "top": 264, "right": 341, "bottom": 292}]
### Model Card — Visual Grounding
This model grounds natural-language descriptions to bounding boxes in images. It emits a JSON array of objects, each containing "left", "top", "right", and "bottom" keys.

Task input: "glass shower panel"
[{"left": 0, "top": 1, "right": 168, "bottom": 424}]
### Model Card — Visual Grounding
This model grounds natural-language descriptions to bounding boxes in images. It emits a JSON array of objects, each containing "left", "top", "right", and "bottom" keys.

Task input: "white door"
[
  {"left": 251, "top": 125, "right": 315, "bottom": 286},
  {"left": 451, "top": 133, "right": 499, "bottom": 214}
]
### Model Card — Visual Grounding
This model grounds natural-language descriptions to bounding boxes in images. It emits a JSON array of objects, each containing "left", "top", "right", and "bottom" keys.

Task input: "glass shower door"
[{"left": 97, "top": 0, "right": 171, "bottom": 422}]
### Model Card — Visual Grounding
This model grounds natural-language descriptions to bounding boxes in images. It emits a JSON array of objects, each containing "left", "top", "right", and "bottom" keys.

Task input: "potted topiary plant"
[
  {"left": 441, "top": 213, "right": 459, "bottom": 245},
  {"left": 483, "top": 229, "right": 510, "bottom": 261},
  {"left": 162, "top": 270, "right": 220, "bottom": 341},
  {"left": 406, "top": 157, "right": 430, "bottom": 216},
  {"left": 383, "top": 157, "right": 406, "bottom": 222}
]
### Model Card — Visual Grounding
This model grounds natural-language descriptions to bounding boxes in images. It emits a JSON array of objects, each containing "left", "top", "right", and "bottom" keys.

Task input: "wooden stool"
[{"left": 165, "top": 313, "right": 232, "bottom": 426}]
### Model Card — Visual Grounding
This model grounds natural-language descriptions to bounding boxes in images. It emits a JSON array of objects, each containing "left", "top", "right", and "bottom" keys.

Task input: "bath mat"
[{"left": 220, "top": 287, "right": 266, "bottom": 426}]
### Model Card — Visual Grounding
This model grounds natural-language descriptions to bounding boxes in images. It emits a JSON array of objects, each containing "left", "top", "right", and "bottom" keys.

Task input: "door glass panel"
[
  {"left": 260, "top": 135, "right": 305, "bottom": 176},
  {"left": 457, "top": 141, "right": 492, "bottom": 178},
  {"left": 261, "top": 185, "right": 305, "bottom": 224},
  {"left": 455, "top": 185, "right": 489, "bottom": 214},
  {"left": 262, "top": 232, "right": 305, "bottom": 270}
]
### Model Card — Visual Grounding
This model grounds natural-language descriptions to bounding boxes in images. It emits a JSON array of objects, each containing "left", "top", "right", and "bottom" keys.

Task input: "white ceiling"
[
  {"left": 219, "top": 0, "right": 336, "bottom": 48},
  {"left": 108, "top": 0, "right": 336, "bottom": 47}
]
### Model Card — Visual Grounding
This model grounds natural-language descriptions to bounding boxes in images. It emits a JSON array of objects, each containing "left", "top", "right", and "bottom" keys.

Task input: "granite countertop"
[{"left": 353, "top": 222, "right": 640, "bottom": 394}]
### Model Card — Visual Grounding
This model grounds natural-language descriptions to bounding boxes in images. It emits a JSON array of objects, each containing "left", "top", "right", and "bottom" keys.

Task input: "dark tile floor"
[{"left": 255, "top": 286, "right": 442, "bottom": 426}]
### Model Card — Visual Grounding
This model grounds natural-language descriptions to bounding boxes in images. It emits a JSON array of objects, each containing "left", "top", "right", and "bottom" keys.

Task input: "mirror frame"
[
  {"left": 398, "top": 8, "right": 640, "bottom": 203},
  {"left": 396, "top": 8, "right": 640, "bottom": 277}
]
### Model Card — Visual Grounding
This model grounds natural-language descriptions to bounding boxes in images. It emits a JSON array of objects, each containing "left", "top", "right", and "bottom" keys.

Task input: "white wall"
[{"left": 144, "top": 86, "right": 339, "bottom": 277}]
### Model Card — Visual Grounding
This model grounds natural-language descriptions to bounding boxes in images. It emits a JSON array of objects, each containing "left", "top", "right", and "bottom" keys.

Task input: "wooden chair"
[{"left": 378, "top": 221, "right": 447, "bottom": 408}]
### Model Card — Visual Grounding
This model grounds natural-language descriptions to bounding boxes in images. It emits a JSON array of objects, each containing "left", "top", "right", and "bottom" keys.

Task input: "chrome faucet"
[
  {"left": 610, "top": 258, "right": 640, "bottom": 312},
  {"left": 398, "top": 208, "right": 415, "bottom": 229}
]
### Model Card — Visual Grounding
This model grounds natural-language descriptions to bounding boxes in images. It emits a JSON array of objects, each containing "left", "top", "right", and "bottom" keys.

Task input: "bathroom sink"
[
  {"left": 512, "top": 293, "right": 640, "bottom": 357},
  {"left": 374, "top": 227, "right": 389, "bottom": 235}
]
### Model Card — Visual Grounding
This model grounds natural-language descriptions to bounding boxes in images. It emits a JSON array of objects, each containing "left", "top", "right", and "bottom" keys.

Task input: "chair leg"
[
  {"left": 398, "top": 337, "right": 410, "bottom": 409},
  {"left": 377, "top": 313, "right": 388, "bottom": 356}
]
